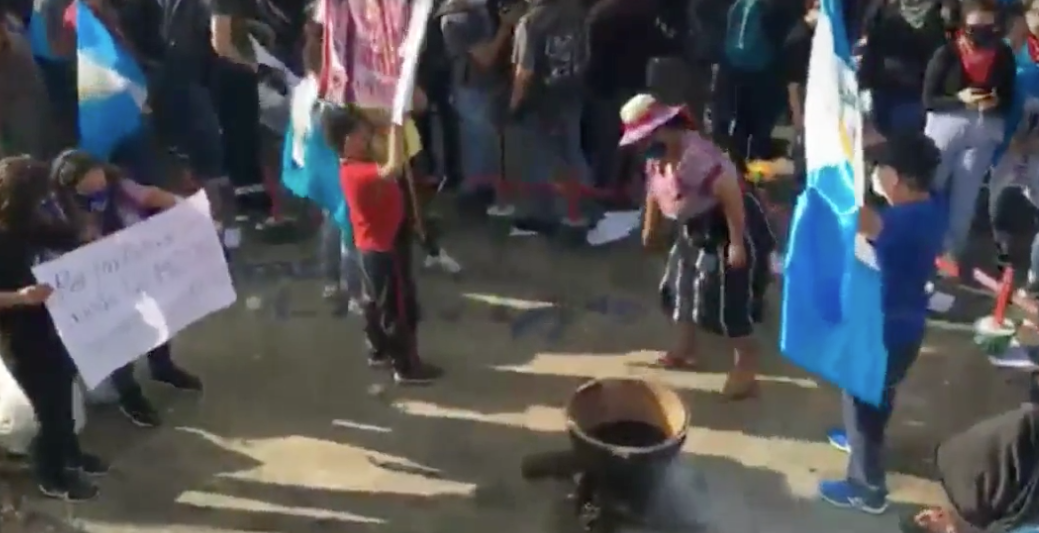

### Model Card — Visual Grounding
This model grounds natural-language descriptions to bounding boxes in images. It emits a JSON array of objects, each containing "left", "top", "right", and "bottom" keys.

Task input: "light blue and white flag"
[
  {"left": 780, "top": 0, "right": 887, "bottom": 405},
  {"left": 280, "top": 77, "right": 352, "bottom": 234},
  {"left": 75, "top": 1, "right": 146, "bottom": 160}
]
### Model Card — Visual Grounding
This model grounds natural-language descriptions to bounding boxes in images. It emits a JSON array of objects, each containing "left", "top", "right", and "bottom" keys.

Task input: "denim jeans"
[
  {"left": 925, "top": 110, "right": 1005, "bottom": 258},
  {"left": 211, "top": 60, "right": 263, "bottom": 196},
  {"left": 318, "top": 214, "right": 362, "bottom": 299},
  {"left": 505, "top": 107, "right": 590, "bottom": 223},
  {"left": 452, "top": 85, "right": 502, "bottom": 194},
  {"left": 584, "top": 93, "right": 626, "bottom": 190},
  {"left": 844, "top": 339, "right": 922, "bottom": 493},
  {"left": 151, "top": 60, "right": 225, "bottom": 182},
  {"left": 870, "top": 92, "right": 925, "bottom": 136}
]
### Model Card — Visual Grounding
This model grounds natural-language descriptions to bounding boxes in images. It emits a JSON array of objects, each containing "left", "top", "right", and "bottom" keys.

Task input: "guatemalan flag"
[
  {"left": 779, "top": 0, "right": 887, "bottom": 405},
  {"left": 74, "top": 1, "right": 146, "bottom": 160}
]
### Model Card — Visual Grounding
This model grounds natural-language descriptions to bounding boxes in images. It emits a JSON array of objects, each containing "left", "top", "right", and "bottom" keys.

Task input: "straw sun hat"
[{"left": 618, "top": 94, "right": 686, "bottom": 147}]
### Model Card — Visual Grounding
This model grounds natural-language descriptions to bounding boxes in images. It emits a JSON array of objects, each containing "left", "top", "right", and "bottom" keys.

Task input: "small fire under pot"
[{"left": 521, "top": 377, "right": 690, "bottom": 533}]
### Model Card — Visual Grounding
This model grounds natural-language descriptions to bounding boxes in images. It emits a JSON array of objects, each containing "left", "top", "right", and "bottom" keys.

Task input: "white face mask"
[{"left": 870, "top": 167, "right": 885, "bottom": 197}]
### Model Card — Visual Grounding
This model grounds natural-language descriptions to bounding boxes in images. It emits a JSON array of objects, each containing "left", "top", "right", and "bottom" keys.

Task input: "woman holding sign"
[
  {"left": 49, "top": 150, "right": 203, "bottom": 429},
  {"left": 0, "top": 155, "right": 104, "bottom": 501}
]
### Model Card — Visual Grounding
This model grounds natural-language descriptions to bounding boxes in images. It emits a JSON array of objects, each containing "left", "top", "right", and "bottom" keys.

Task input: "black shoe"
[
  {"left": 118, "top": 395, "right": 162, "bottom": 428},
  {"left": 393, "top": 362, "right": 443, "bottom": 385},
  {"left": 67, "top": 453, "right": 109, "bottom": 477},
  {"left": 38, "top": 472, "right": 99, "bottom": 502},
  {"left": 152, "top": 366, "right": 203, "bottom": 391}
]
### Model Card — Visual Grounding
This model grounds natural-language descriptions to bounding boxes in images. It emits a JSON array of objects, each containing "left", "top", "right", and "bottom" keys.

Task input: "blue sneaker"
[
  {"left": 827, "top": 428, "right": 851, "bottom": 453},
  {"left": 818, "top": 479, "right": 888, "bottom": 515}
]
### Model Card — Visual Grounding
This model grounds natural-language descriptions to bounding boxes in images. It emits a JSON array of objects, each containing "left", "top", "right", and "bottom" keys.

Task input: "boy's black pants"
[{"left": 358, "top": 228, "right": 420, "bottom": 372}]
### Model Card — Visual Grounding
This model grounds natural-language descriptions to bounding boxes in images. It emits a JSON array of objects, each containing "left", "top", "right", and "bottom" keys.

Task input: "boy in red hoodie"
[{"left": 322, "top": 107, "right": 442, "bottom": 384}]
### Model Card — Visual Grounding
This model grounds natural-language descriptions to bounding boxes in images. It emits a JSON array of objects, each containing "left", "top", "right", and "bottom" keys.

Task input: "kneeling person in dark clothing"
[{"left": 322, "top": 108, "right": 443, "bottom": 385}]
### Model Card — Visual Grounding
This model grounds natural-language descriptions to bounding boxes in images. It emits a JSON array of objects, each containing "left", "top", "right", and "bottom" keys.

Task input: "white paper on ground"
[
  {"left": 587, "top": 211, "right": 640, "bottom": 246},
  {"left": 223, "top": 227, "right": 242, "bottom": 249}
]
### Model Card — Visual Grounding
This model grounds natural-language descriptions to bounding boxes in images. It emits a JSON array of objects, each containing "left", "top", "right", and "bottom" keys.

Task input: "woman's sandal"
[
  {"left": 655, "top": 353, "right": 698, "bottom": 370},
  {"left": 722, "top": 371, "right": 760, "bottom": 401}
]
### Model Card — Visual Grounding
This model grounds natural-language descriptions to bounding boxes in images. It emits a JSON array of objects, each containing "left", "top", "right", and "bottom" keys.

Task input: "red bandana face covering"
[{"left": 956, "top": 33, "right": 998, "bottom": 86}]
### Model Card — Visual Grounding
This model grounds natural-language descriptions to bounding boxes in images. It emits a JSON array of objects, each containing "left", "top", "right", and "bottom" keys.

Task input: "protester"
[
  {"left": 859, "top": 0, "right": 946, "bottom": 136},
  {"left": 440, "top": 0, "right": 518, "bottom": 216},
  {"left": 818, "top": 132, "right": 944, "bottom": 514},
  {"left": 27, "top": 0, "right": 76, "bottom": 149},
  {"left": 209, "top": 0, "right": 266, "bottom": 214},
  {"left": 923, "top": 0, "right": 1016, "bottom": 271},
  {"left": 783, "top": 0, "right": 818, "bottom": 188},
  {"left": 629, "top": 94, "right": 774, "bottom": 400},
  {"left": 989, "top": 30, "right": 1039, "bottom": 283},
  {"left": 322, "top": 107, "right": 443, "bottom": 385},
  {"left": 48, "top": 150, "right": 203, "bottom": 429},
  {"left": 508, "top": 0, "right": 592, "bottom": 230},
  {"left": 711, "top": 0, "right": 787, "bottom": 162},
  {"left": 901, "top": 404, "right": 1039, "bottom": 533},
  {"left": 0, "top": 12, "right": 55, "bottom": 158},
  {"left": 0, "top": 156, "right": 107, "bottom": 501},
  {"left": 150, "top": 0, "right": 237, "bottom": 239}
]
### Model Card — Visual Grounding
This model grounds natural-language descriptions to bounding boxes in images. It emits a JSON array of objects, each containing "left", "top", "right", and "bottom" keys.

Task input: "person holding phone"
[{"left": 922, "top": 0, "right": 1017, "bottom": 275}]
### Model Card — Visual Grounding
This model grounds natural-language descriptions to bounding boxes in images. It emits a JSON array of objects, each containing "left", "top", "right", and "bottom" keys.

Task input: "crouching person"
[
  {"left": 628, "top": 95, "right": 776, "bottom": 400},
  {"left": 0, "top": 156, "right": 105, "bottom": 501},
  {"left": 50, "top": 150, "right": 202, "bottom": 429}
]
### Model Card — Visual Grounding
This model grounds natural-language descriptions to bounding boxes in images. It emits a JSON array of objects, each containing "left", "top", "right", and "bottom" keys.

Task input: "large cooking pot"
[{"left": 565, "top": 378, "right": 689, "bottom": 514}]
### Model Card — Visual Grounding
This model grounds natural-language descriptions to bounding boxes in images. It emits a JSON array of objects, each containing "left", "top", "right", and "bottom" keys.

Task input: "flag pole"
[{"left": 400, "top": 131, "right": 427, "bottom": 242}]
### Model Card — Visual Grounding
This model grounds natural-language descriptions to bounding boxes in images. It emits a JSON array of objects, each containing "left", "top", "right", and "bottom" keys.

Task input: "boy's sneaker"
[
  {"left": 818, "top": 479, "right": 888, "bottom": 515},
  {"left": 67, "top": 453, "right": 109, "bottom": 477},
  {"left": 424, "top": 250, "right": 462, "bottom": 274},
  {"left": 152, "top": 366, "right": 203, "bottom": 392},
  {"left": 118, "top": 394, "right": 162, "bottom": 428},
  {"left": 38, "top": 473, "right": 100, "bottom": 502},
  {"left": 393, "top": 362, "right": 444, "bottom": 385},
  {"left": 826, "top": 428, "right": 851, "bottom": 453}
]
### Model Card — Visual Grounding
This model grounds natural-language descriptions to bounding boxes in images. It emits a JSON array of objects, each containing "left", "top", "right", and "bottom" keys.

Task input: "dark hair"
[
  {"left": 321, "top": 106, "right": 368, "bottom": 157},
  {"left": 961, "top": 0, "right": 999, "bottom": 17},
  {"left": 887, "top": 134, "right": 941, "bottom": 192},
  {"left": 0, "top": 155, "right": 52, "bottom": 230},
  {"left": 49, "top": 149, "right": 112, "bottom": 229}
]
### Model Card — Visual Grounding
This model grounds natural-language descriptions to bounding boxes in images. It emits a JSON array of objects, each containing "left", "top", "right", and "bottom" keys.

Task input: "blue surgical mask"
[
  {"left": 79, "top": 189, "right": 110, "bottom": 212},
  {"left": 643, "top": 141, "right": 668, "bottom": 160}
]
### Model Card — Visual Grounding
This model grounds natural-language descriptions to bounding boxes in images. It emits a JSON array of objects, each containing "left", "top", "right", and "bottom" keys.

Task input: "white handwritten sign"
[{"left": 32, "top": 191, "right": 237, "bottom": 388}]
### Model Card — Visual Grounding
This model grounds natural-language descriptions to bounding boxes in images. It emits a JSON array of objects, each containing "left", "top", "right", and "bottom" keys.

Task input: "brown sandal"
[{"left": 722, "top": 370, "right": 759, "bottom": 401}]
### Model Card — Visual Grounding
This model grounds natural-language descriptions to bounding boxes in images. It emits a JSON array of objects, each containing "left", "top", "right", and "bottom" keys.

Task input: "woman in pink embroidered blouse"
[{"left": 621, "top": 94, "right": 776, "bottom": 400}]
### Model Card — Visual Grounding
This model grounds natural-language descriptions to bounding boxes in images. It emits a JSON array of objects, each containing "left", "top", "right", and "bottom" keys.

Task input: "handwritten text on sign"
[{"left": 32, "top": 191, "right": 237, "bottom": 388}]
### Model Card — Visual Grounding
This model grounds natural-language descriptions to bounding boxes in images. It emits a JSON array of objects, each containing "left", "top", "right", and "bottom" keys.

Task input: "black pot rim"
[{"left": 564, "top": 377, "right": 690, "bottom": 458}]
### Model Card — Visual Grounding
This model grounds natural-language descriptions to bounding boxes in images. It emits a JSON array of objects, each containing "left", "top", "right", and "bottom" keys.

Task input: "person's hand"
[
  {"left": 727, "top": 241, "right": 746, "bottom": 267},
  {"left": 977, "top": 93, "right": 999, "bottom": 111},
  {"left": 17, "top": 284, "right": 53, "bottom": 306},
  {"left": 958, "top": 87, "right": 987, "bottom": 105}
]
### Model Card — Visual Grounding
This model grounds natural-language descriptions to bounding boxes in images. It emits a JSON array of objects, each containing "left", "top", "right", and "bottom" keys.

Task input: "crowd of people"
[{"left": 0, "top": 0, "right": 1038, "bottom": 531}]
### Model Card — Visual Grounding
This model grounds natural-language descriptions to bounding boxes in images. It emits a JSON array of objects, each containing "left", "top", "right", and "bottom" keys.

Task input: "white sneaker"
[
  {"left": 486, "top": 204, "right": 515, "bottom": 217},
  {"left": 424, "top": 250, "right": 462, "bottom": 274}
]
